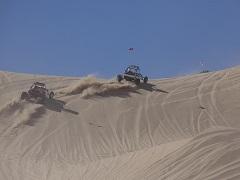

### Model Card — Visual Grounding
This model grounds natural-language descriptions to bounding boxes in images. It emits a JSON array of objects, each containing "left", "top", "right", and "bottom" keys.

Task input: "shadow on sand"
[
  {"left": 95, "top": 87, "right": 141, "bottom": 98},
  {"left": 25, "top": 98, "right": 79, "bottom": 115},
  {"left": 21, "top": 98, "right": 78, "bottom": 127},
  {"left": 42, "top": 98, "right": 79, "bottom": 115},
  {"left": 137, "top": 83, "right": 169, "bottom": 93}
]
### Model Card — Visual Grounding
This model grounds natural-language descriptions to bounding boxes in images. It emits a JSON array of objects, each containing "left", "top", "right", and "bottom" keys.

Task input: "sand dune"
[
  {"left": 142, "top": 128, "right": 240, "bottom": 180},
  {"left": 0, "top": 67, "right": 240, "bottom": 179}
]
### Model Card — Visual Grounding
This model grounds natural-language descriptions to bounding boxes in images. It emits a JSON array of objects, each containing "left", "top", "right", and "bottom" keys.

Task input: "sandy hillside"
[{"left": 0, "top": 67, "right": 240, "bottom": 180}]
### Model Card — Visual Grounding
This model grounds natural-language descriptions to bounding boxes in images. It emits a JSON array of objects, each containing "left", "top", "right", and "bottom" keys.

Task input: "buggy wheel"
[
  {"left": 49, "top": 92, "right": 54, "bottom": 99},
  {"left": 20, "top": 92, "right": 28, "bottom": 100},
  {"left": 135, "top": 79, "right": 140, "bottom": 85},
  {"left": 143, "top": 76, "right": 148, "bottom": 83},
  {"left": 117, "top": 74, "right": 123, "bottom": 82}
]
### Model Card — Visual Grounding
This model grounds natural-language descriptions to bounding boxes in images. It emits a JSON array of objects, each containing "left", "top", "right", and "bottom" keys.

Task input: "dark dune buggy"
[
  {"left": 21, "top": 82, "right": 54, "bottom": 102},
  {"left": 117, "top": 65, "right": 148, "bottom": 85}
]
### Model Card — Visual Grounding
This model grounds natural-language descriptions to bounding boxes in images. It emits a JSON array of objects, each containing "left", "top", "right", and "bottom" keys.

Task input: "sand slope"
[{"left": 0, "top": 67, "right": 240, "bottom": 180}]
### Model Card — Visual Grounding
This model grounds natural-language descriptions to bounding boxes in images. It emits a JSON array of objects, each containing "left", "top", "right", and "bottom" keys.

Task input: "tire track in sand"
[
  {"left": 160, "top": 83, "right": 188, "bottom": 139},
  {"left": 196, "top": 72, "right": 226, "bottom": 134},
  {"left": 144, "top": 93, "right": 155, "bottom": 146},
  {"left": 195, "top": 72, "right": 217, "bottom": 134},
  {"left": 21, "top": 113, "right": 69, "bottom": 159},
  {"left": 210, "top": 71, "right": 230, "bottom": 127}
]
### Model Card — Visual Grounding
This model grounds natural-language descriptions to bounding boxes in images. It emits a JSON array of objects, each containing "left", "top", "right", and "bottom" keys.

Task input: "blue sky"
[{"left": 0, "top": 0, "right": 240, "bottom": 78}]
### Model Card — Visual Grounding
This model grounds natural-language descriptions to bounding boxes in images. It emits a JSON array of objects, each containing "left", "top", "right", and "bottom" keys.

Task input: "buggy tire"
[
  {"left": 21, "top": 92, "right": 28, "bottom": 100},
  {"left": 49, "top": 92, "right": 54, "bottom": 99},
  {"left": 117, "top": 74, "right": 123, "bottom": 82},
  {"left": 135, "top": 79, "right": 140, "bottom": 85},
  {"left": 143, "top": 76, "right": 148, "bottom": 83}
]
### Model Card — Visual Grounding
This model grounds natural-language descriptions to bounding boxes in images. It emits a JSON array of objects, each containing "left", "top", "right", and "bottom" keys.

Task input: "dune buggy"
[
  {"left": 117, "top": 65, "right": 148, "bottom": 85},
  {"left": 21, "top": 82, "right": 54, "bottom": 101}
]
